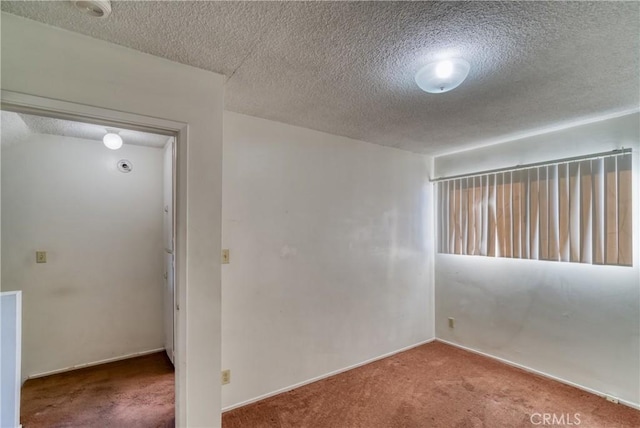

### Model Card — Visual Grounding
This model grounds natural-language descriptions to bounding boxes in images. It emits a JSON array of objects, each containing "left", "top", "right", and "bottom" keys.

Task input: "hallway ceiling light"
[
  {"left": 103, "top": 132, "right": 123, "bottom": 150},
  {"left": 72, "top": 0, "right": 112, "bottom": 18},
  {"left": 415, "top": 58, "right": 470, "bottom": 94}
]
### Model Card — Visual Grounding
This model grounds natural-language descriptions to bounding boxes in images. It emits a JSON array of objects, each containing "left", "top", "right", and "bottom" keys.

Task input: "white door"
[{"left": 163, "top": 139, "right": 175, "bottom": 364}]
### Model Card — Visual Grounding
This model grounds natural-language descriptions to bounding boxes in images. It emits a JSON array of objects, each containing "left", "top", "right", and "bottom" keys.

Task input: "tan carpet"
[
  {"left": 223, "top": 341, "right": 640, "bottom": 428},
  {"left": 21, "top": 352, "right": 174, "bottom": 428}
]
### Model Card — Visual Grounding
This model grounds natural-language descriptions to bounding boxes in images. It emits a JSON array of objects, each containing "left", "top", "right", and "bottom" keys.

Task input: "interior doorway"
[{"left": 0, "top": 107, "right": 178, "bottom": 427}]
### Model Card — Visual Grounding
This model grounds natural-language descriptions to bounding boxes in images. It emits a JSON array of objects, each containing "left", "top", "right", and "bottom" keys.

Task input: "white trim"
[
  {"left": 26, "top": 348, "right": 166, "bottom": 381},
  {"left": 1, "top": 90, "right": 186, "bottom": 134},
  {"left": 222, "top": 338, "right": 436, "bottom": 412},
  {"left": 436, "top": 339, "right": 640, "bottom": 411}
]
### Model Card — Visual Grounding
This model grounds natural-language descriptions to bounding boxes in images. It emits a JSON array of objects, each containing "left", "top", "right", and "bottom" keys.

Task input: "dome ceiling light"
[
  {"left": 103, "top": 132, "right": 123, "bottom": 150},
  {"left": 415, "top": 58, "right": 471, "bottom": 94},
  {"left": 72, "top": 0, "right": 112, "bottom": 18}
]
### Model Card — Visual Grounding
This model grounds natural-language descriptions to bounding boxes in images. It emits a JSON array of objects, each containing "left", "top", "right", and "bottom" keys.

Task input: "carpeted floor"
[
  {"left": 21, "top": 352, "right": 174, "bottom": 428},
  {"left": 223, "top": 341, "right": 640, "bottom": 428},
  {"left": 20, "top": 343, "right": 639, "bottom": 428}
]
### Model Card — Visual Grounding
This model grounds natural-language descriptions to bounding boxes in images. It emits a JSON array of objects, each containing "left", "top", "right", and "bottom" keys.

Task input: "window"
[{"left": 437, "top": 152, "right": 633, "bottom": 266}]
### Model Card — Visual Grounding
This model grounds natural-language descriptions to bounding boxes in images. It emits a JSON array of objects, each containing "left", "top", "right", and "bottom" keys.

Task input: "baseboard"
[
  {"left": 436, "top": 338, "right": 640, "bottom": 411},
  {"left": 222, "top": 338, "right": 436, "bottom": 412},
  {"left": 26, "top": 348, "right": 166, "bottom": 381}
]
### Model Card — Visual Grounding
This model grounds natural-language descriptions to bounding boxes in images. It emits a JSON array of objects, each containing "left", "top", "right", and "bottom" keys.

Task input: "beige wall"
[{"left": 222, "top": 111, "right": 434, "bottom": 409}]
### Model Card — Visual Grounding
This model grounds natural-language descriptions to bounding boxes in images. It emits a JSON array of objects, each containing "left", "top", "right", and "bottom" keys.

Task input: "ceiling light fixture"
[
  {"left": 72, "top": 0, "right": 112, "bottom": 18},
  {"left": 415, "top": 58, "right": 470, "bottom": 94},
  {"left": 103, "top": 132, "right": 123, "bottom": 150}
]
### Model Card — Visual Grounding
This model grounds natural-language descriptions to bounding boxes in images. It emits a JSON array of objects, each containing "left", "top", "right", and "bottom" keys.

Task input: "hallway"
[{"left": 21, "top": 352, "right": 174, "bottom": 428}]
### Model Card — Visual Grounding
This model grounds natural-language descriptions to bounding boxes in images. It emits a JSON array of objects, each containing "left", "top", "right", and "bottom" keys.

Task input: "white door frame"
[
  {"left": 162, "top": 137, "right": 177, "bottom": 364},
  {"left": 1, "top": 89, "right": 187, "bottom": 424}
]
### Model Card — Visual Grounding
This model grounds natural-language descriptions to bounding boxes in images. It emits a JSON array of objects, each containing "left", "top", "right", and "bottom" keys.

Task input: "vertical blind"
[{"left": 437, "top": 152, "right": 633, "bottom": 266}]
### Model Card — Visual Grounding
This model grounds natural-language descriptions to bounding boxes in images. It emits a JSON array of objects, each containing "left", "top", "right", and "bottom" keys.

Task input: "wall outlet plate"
[
  {"left": 448, "top": 317, "right": 455, "bottom": 328},
  {"left": 221, "top": 369, "right": 231, "bottom": 385},
  {"left": 36, "top": 251, "right": 47, "bottom": 263},
  {"left": 222, "top": 249, "right": 230, "bottom": 264}
]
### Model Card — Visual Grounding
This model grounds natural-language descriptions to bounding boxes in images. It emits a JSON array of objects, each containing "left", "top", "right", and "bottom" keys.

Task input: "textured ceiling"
[
  {"left": 2, "top": 1, "right": 639, "bottom": 155},
  {"left": 0, "top": 111, "right": 30, "bottom": 146},
  {"left": 1, "top": 111, "right": 168, "bottom": 148}
]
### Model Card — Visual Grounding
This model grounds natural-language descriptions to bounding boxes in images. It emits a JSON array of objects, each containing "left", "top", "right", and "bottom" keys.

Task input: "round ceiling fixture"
[
  {"left": 415, "top": 58, "right": 470, "bottom": 94},
  {"left": 103, "top": 132, "right": 123, "bottom": 150},
  {"left": 73, "top": 0, "right": 112, "bottom": 18}
]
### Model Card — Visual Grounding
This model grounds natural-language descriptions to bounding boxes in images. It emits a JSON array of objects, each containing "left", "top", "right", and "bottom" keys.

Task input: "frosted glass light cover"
[
  {"left": 415, "top": 58, "right": 470, "bottom": 94},
  {"left": 103, "top": 133, "right": 123, "bottom": 150}
]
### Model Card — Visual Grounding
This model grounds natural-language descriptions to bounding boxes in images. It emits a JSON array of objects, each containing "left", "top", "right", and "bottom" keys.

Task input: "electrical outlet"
[
  {"left": 221, "top": 369, "right": 231, "bottom": 385},
  {"left": 36, "top": 251, "right": 47, "bottom": 263},
  {"left": 222, "top": 249, "right": 230, "bottom": 264},
  {"left": 448, "top": 317, "right": 455, "bottom": 329}
]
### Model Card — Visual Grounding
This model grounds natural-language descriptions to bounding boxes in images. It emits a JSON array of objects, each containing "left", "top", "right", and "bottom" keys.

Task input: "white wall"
[
  {"left": 1, "top": 13, "right": 224, "bottom": 426},
  {"left": 434, "top": 112, "right": 640, "bottom": 178},
  {"left": 222, "top": 112, "right": 434, "bottom": 409},
  {"left": 0, "top": 291, "right": 21, "bottom": 428},
  {"left": 434, "top": 112, "right": 640, "bottom": 407},
  {"left": 2, "top": 133, "right": 164, "bottom": 379}
]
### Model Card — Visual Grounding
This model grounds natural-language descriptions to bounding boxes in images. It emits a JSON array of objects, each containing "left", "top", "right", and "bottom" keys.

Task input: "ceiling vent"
[{"left": 72, "top": 0, "right": 112, "bottom": 18}]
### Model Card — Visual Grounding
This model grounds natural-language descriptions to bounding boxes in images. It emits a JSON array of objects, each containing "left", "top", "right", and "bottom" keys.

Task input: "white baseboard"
[
  {"left": 222, "top": 338, "right": 436, "bottom": 412},
  {"left": 436, "top": 339, "right": 640, "bottom": 411},
  {"left": 26, "top": 348, "right": 166, "bottom": 381}
]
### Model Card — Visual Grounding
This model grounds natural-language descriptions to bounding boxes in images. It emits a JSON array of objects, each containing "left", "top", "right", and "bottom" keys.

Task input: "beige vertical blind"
[{"left": 437, "top": 152, "right": 633, "bottom": 266}]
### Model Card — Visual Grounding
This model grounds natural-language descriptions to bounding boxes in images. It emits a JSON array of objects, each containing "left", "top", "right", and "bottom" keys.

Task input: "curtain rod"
[{"left": 430, "top": 148, "right": 633, "bottom": 183}]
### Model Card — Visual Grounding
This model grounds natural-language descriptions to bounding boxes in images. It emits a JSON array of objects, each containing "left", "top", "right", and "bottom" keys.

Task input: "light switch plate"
[
  {"left": 36, "top": 251, "right": 47, "bottom": 263},
  {"left": 221, "top": 369, "right": 231, "bottom": 385},
  {"left": 222, "top": 249, "right": 230, "bottom": 264}
]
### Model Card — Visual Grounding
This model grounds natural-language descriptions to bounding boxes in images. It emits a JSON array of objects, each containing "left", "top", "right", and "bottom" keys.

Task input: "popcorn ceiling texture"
[
  {"left": 1, "top": 111, "right": 168, "bottom": 148},
  {"left": 2, "top": 1, "right": 638, "bottom": 154}
]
